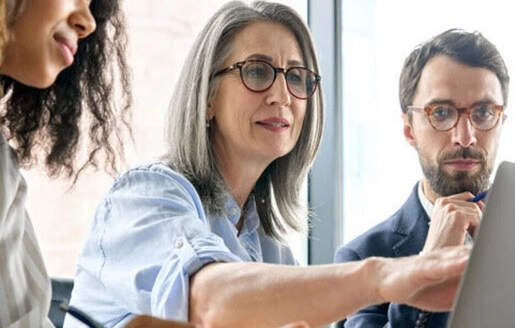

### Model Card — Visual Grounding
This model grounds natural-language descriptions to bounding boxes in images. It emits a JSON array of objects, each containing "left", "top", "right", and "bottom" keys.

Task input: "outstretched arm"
[
  {"left": 124, "top": 316, "right": 198, "bottom": 328},
  {"left": 189, "top": 245, "right": 469, "bottom": 328},
  {"left": 124, "top": 315, "right": 310, "bottom": 328}
]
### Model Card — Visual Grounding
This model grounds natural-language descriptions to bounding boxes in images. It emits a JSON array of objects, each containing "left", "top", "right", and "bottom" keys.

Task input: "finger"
[{"left": 436, "top": 192, "right": 475, "bottom": 203}]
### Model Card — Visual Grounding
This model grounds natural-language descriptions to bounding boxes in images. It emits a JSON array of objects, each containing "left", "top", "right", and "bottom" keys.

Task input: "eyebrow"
[
  {"left": 245, "top": 54, "right": 304, "bottom": 67},
  {"left": 425, "top": 98, "right": 501, "bottom": 107}
]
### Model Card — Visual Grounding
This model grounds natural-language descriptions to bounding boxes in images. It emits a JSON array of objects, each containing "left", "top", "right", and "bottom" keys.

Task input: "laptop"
[{"left": 446, "top": 160, "right": 515, "bottom": 328}]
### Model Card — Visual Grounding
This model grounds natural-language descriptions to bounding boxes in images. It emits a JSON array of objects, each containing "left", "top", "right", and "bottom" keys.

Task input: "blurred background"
[{"left": 25, "top": 0, "right": 515, "bottom": 278}]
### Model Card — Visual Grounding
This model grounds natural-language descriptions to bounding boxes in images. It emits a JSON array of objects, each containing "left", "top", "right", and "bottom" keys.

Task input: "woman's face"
[
  {"left": 0, "top": 0, "right": 96, "bottom": 88},
  {"left": 209, "top": 21, "right": 308, "bottom": 171}
]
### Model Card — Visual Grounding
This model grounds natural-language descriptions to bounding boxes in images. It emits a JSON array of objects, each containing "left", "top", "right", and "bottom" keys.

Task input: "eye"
[
  {"left": 243, "top": 62, "right": 272, "bottom": 80},
  {"left": 430, "top": 105, "right": 456, "bottom": 121},
  {"left": 286, "top": 68, "right": 304, "bottom": 86},
  {"left": 472, "top": 104, "right": 496, "bottom": 119}
]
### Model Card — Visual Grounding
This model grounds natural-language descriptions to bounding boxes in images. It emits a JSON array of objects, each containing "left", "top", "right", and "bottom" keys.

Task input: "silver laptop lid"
[{"left": 446, "top": 160, "right": 515, "bottom": 328}]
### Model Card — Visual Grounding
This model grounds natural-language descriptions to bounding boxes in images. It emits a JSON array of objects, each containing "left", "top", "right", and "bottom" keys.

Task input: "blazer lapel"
[{"left": 391, "top": 183, "right": 431, "bottom": 257}]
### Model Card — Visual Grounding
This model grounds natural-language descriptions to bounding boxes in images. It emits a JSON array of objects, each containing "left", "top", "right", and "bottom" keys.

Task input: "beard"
[{"left": 419, "top": 147, "right": 492, "bottom": 197}]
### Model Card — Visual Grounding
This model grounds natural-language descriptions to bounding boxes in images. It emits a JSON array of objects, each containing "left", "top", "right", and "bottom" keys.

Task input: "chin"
[
  {"left": 8, "top": 64, "right": 62, "bottom": 89},
  {"left": 272, "top": 149, "right": 292, "bottom": 160},
  {"left": 17, "top": 73, "right": 59, "bottom": 89}
]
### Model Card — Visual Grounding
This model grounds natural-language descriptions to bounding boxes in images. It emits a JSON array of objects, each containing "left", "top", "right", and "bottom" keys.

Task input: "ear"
[
  {"left": 207, "top": 102, "right": 214, "bottom": 120},
  {"left": 402, "top": 113, "right": 417, "bottom": 147}
]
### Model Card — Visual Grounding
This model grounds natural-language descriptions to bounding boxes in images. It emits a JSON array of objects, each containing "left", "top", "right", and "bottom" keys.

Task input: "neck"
[
  {"left": 217, "top": 160, "right": 266, "bottom": 209},
  {"left": 420, "top": 178, "right": 439, "bottom": 203}
]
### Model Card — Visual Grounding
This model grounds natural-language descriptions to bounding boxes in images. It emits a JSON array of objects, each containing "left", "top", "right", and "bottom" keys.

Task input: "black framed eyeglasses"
[
  {"left": 214, "top": 59, "right": 321, "bottom": 100},
  {"left": 407, "top": 103, "right": 504, "bottom": 131}
]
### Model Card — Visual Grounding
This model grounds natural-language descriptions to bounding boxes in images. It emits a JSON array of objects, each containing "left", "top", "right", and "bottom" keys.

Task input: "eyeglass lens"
[
  {"left": 240, "top": 61, "right": 318, "bottom": 99},
  {"left": 428, "top": 104, "right": 501, "bottom": 131}
]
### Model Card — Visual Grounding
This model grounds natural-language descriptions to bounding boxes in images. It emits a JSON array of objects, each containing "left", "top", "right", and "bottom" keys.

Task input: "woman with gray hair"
[{"left": 67, "top": 1, "right": 469, "bottom": 328}]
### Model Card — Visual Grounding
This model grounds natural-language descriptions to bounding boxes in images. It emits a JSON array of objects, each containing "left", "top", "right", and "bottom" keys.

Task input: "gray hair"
[{"left": 162, "top": 0, "right": 324, "bottom": 240}]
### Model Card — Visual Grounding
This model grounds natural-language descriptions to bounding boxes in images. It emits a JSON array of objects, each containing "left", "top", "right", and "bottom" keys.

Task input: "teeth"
[{"left": 269, "top": 123, "right": 286, "bottom": 127}]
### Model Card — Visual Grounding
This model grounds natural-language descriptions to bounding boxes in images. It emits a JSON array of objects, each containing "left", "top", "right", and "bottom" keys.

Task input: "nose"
[
  {"left": 69, "top": 1, "right": 97, "bottom": 39},
  {"left": 451, "top": 113, "right": 477, "bottom": 147},
  {"left": 266, "top": 72, "right": 291, "bottom": 106}
]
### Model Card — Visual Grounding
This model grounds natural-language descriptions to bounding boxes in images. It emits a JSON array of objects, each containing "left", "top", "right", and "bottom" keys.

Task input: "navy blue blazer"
[{"left": 334, "top": 183, "right": 450, "bottom": 328}]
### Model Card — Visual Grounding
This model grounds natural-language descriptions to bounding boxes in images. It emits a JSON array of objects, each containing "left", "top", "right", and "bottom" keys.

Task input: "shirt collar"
[
  {"left": 224, "top": 193, "right": 260, "bottom": 235},
  {"left": 417, "top": 181, "right": 434, "bottom": 222}
]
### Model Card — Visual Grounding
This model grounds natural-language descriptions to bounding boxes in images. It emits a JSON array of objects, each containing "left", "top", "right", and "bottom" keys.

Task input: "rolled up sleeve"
[{"left": 77, "top": 163, "right": 241, "bottom": 322}]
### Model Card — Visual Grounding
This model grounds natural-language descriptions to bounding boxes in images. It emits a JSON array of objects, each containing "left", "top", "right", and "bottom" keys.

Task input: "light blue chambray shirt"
[{"left": 64, "top": 162, "right": 297, "bottom": 328}]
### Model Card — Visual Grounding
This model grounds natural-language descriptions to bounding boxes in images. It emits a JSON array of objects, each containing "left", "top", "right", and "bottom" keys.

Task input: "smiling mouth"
[
  {"left": 256, "top": 121, "right": 290, "bottom": 132},
  {"left": 54, "top": 34, "right": 78, "bottom": 67},
  {"left": 262, "top": 122, "right": 288, "bottom": 127}
]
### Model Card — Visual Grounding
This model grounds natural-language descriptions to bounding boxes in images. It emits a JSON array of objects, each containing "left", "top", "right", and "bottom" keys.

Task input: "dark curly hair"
[{"left": 0, "top": 0, "right": 132, "bottom": 183}]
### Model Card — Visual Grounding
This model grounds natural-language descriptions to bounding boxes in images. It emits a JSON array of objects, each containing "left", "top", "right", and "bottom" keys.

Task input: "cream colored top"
[{"left": 0, "top": 134, "right": 54, "bottom": 327}]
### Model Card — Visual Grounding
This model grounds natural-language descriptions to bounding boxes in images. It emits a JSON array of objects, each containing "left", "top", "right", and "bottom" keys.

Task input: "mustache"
[{"left": 439, "top": 147, "right": 485, "bottom": 162}]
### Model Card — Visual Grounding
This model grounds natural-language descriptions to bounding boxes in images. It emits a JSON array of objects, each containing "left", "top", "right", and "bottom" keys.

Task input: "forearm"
[
  {"left": 189, "top": 260, "right": 382, "bottom": 328},
  {"left": 189, "top": 246, "right": 469, "bottom": 328}
]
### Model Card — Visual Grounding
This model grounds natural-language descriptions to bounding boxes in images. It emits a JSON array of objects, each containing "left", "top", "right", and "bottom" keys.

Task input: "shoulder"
[
  {"left": 0, "top": 134, "right": 20, "bottom": 176},
  {"left": 111, "top": 161, "right": 196, "bottom": 193},
  {"left": 335, "top": 186, "right": 428, "bottom": 261},
  {"left": 334, "top": 217, "right": 402, "bottom": 261},
  {"left": 0, "top": 134, "right": 24, "bottom": 205},
  {"left": 116, "top": 161, "right": 184, "bottom": 180},
  {"left": 96, "top": 161, "right": 208, "bottom": 226},
  {"left": 100, "top": 161, "right": 203, "bottom": 211}
]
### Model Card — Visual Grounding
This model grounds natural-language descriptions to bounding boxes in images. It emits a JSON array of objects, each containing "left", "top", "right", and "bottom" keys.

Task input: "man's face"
[{"left": 402, "top": 54, "right": 506, "bottom": 199}]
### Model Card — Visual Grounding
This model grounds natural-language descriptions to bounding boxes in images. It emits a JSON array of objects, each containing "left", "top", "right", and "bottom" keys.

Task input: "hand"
[
  {"left": 375, "top": 245, "right": 470, "bottom": 311},
  {"left": 124, "top": 315, "right": 198, "bottom": 328},
  {"left": 423, "top": 192, "right": 483, "bottom": 252}
]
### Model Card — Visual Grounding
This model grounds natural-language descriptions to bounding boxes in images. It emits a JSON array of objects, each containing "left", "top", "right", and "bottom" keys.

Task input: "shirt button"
[
  {"left": 229, "top": 207, "right": 238, "bottom": 216},
  {"left": 240, "top": 241, "right": 246, "bottom": 247},
  {"left": 175, "top": 239, "right": 184, "bottom": 248}
]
